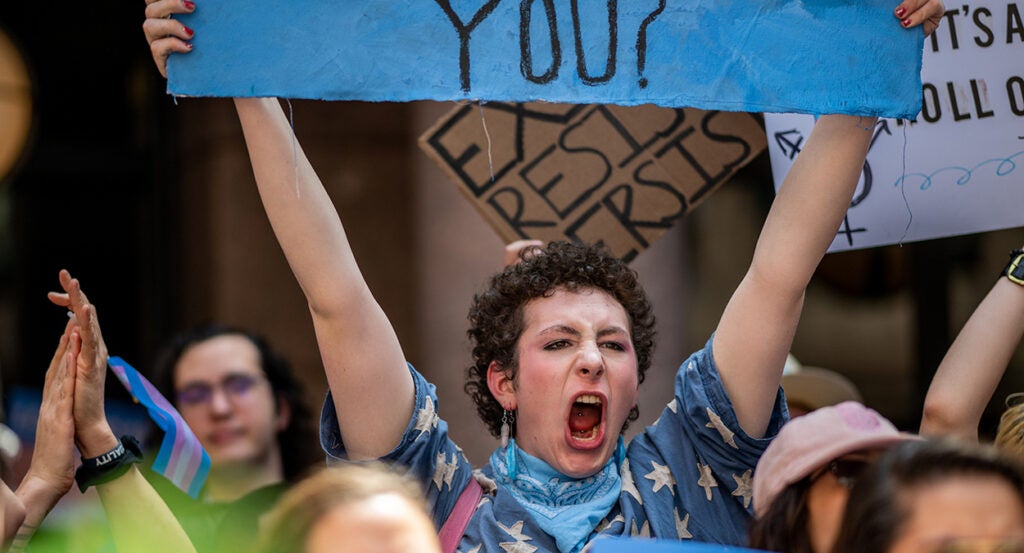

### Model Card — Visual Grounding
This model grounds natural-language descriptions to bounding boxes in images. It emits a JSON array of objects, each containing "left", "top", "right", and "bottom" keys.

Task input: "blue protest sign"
[
  {"left": 588, "top": 537, "right": 765, "bottom": 553},
  {"left": 168, "top": 0, "right": 924, "bottom": 118}
]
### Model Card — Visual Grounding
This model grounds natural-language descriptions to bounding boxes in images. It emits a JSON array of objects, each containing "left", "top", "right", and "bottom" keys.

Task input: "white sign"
[{"left": 766, "top": 1, "right": 1024, "bottom": 252}]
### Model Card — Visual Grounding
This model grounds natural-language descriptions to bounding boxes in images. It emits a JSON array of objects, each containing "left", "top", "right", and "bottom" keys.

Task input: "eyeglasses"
[
  {"left": 813, "top": 458, "right": 870, "bottom": 489},
  {"left": 175, "top": 373, "right": 265, "bottom": 407}
]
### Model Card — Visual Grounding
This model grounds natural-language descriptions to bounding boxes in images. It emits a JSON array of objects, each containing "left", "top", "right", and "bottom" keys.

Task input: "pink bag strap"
[{"left": 439, "top": 476, "right": 483, "bottom": 553}]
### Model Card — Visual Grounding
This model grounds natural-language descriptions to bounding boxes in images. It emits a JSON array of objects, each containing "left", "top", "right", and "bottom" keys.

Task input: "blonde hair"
[
  {"left": 996, "top": 393, "right": 1024, "bottom": 458},
  {"left": 255, "top": 463, "right": 431, "bottom": 553}
]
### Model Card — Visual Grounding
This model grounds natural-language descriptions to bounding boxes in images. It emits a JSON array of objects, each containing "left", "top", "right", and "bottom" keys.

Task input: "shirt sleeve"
[{"left": 318, "top": 364, "right": 474, "bottom": 529}]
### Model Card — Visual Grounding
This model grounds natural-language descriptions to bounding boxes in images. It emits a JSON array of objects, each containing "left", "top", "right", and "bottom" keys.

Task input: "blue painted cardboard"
[
  {"left": 589, "top": 537, "right": 766, "bottom": 553},
  {"left": 168, "top": 0, "right": 924, "bottom": 118}
]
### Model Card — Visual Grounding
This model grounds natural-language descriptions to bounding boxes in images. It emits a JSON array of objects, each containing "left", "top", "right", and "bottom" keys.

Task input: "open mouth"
[{"left": 568, "top": 393, "right": 604, "bottom": 443}]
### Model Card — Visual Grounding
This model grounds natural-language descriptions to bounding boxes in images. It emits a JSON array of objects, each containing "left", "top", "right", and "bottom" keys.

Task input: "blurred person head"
[
  {"left": 781, "top": 355, "right": 863, "bottom": 418},
  {"left": 154, "top": 324, "right": 318, "bottom": 500},
  {"left": 833, "top": 439, "right": 1024, "bottom": 553},
  {"left": 997, "top": 393, "right": 1024, "bottom": 459},
  {"left": 749, "top": 401, "right": 918, "bottom": 553},
  {"left": 256, "top": 463, "right": 441, "bottom": 553}
]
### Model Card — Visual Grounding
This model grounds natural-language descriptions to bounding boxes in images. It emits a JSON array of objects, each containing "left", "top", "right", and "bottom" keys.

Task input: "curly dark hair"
[
  {"left": 465, "top": 241, "right": 656, "bottom": 439},
  {"left": 152, "top": 323, "right": 320, "bottom": 482}
]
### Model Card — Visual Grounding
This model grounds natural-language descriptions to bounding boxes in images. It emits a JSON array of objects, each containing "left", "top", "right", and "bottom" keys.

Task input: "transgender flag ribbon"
[{"left": 107, "top": 356, "right": 211, "bottom": 498}]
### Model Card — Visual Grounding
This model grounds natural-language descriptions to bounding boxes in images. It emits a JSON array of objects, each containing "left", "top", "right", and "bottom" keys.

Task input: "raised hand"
[
  {"left": 142, "top": 0, "right": 197, "bottom": 77},
  {"left": 48, "top": 270, "right": 117, "bottom": 457},
  {"left": 13, "top": 322, "right": 78, "bottom": 536},
  {"left": 895, "top": 0, "right": 945, "bottom": 36}
]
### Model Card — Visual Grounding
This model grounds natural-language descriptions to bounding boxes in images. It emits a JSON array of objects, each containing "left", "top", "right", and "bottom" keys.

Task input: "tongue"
[{"left": 569, "top": 403, "right": 601, "bottom": 432}]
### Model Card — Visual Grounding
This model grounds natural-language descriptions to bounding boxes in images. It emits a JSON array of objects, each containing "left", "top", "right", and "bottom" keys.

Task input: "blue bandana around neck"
[{"left": 490, "top": 438, "right": 625, "bottom": 553}]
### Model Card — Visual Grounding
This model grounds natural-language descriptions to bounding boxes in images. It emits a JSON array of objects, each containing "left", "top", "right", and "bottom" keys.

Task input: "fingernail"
[
  {"left": 183, "top": 25, "right": 194, "bottom": 36},
  {"left": 185, "top": 42, "right": 193, "bottom": 49},
  {"left": 902, "top": 17, "right": 912, "bottom": 26},
  {"left": 895, "top": 7, "right": 906, "bottom": 17},
  {"left": 184, "top": 0, "right": 195, "bottom": 9}
]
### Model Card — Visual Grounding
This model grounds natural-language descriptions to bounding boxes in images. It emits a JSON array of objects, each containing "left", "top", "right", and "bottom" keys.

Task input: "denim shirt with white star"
[{"left": 319, "top": 337, "right": 787, "bottom": 552}]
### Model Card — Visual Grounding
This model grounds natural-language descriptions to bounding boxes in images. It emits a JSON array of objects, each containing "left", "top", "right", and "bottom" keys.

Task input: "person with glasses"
[
  {"left": 144, "top": 324, "right": 320, "bottom": 552},
  {"left": 749, "top": 401, "right": 919, "bottom": 553},
  {"left": 832, "top": 439, "right": 1024, "bottom": 553}
]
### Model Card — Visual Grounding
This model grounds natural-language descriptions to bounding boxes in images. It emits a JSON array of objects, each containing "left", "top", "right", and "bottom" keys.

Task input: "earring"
[{"left": 500, "top": 408, "right": 514, "bottom": 448}]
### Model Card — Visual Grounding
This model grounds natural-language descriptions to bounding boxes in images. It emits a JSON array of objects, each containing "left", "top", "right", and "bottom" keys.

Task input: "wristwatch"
[{"left": 1003, "top": 249, "right": 1024, "bottom": 286}]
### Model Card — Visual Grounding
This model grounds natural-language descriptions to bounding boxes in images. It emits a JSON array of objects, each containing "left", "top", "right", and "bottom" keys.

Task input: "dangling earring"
[{"left": 500, "top": 408, "right": 514, "bottom": 448}]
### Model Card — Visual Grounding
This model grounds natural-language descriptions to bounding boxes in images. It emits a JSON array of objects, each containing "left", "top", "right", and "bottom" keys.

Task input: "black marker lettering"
[
  {"left": 1008, "top": 76, "right": 1024, "bottom": 116},
  {"left": 973, "top": 7, "right": 994, "bottom": 46},
  {"left": 520, "top": 0, "right": 561, "bottom": 84},
  {"left": 570, "top": 0, "right": 618, "bottom": 85},
  {"left": 635, "top": 0, "right": 666, "bottom": 88},
  {"left": 434, "top": 0, "right": 502, "bottom": 92},
  {"left": 486, "top": 187, "right": 558, "bottom": 238}
]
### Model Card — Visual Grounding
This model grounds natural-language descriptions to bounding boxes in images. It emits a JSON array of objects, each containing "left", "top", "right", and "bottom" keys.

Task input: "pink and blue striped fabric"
[{"left": 108, "top": 356, "right": 210, "bottom": 498}]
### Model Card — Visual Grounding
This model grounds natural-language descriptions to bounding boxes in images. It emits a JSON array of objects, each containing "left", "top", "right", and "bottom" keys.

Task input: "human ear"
[{"left": 486, "top": 361, "right": 517, "bottom": 410}]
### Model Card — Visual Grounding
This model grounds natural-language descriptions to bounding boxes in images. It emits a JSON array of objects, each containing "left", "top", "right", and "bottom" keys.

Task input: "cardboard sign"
[
  {"left": 765, "top": 0, "right": 1024, "bottom": 252},
  {"left": 168, "top": 0, "right": 923, "bottom": 118},
  {"left": 419, "top": 102, "right": 766, "bottom": 261},
  {"left": 589, "top": 537, "right": 764, "bottom": 553}
]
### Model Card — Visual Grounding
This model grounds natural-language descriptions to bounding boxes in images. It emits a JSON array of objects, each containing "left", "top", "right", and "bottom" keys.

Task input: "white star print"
[
  {"left": 432, "top": 452, "right": 458, "bottom": 491},
  {"left": 697, "top": 462, "right": 718, "bottom": 501},
  {"left": 674, "top": 509, "right": 693, "bottom": 539},
  {"left": 630, "top": 519, "right": 650, "bottom": 537},
  {"left": 705, "top": 408, "right": 738, "bottom": 449},
  {"left": 620, "top": 458, "right": 642, "bottom": 504},
  {"left": 644, "top": 461, "right": 676, "bottom": 495},
  {"left": 497, "top": 521, "right": 537, "bottom": 553},
  {"left": 731, "top": 469, "right": 753, "bottom": 508},
  {"left": 667, "top": 398, "right": 679, "bottom": 414},
  {"left": 414, "top": 396, "right": 438, "bottom": 437},
  {"left": 594, "top": 513, "right": 625, "bottom": 534}
]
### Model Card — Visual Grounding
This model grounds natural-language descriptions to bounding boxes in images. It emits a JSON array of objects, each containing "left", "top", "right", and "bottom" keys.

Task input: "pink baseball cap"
[{"left": 752, "top": 401, "right": 919, "bottom": 516}]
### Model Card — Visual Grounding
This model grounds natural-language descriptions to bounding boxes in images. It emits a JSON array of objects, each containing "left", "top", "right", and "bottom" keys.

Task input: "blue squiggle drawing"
[{"left": 893, "top": 150, "right": 1024, "bottom": 191}]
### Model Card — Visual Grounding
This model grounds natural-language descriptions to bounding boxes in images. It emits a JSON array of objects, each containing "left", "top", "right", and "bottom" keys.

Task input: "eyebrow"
[{"left": 536, "top": 325, "right": 630, "bottom": 338}]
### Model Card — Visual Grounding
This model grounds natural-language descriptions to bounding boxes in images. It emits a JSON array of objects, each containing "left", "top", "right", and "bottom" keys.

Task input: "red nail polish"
[
  {"left": 184, "top": 0, "right": 195, "bottom": 10},
  {"left": 902, "top": 17, "right": 911, "bottom": 26},
  {"left": 895, "top": 7, "right": 906, "bottom": 17},
  {"left": 183, "top": 25, "right": 194, "bottom": 36},
  {"left": 185, "top": 42, "right": 193, "bottom": 49}
]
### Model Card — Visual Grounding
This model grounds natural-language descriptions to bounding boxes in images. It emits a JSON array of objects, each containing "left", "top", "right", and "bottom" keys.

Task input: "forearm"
[
  {"left": 12, "top": 477, "right": 62, "bottom": 536},
  {"left": 714, "top": 115, "right": 874, "bottom": 437},
  {"left": 96, "top": 467, "right": 197, "bottom": 553},
  {"left": 921, "top": 269, "right": 1024, "bottom": 439},
  {"left": 750, "top": 115, "right": 874, "bottom": 290},
  {"left": 233, "top": 98, "right": 370, "bottom": 316},
  {"left": 233, "top": 98, "right": 412, "bottom": 458}
]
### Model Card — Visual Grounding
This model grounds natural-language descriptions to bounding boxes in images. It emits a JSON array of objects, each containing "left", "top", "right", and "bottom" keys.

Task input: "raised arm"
[
  {"left": 49, "top": 271, "right": 197, "bottom": 553},
  {"left": 919, "top": 247, "right": 1024, "bottom": 440},
  {"left": 712, "top": 115, "right": 876, "bottom": 438},
  {"left": 711, "top": 0, "right": 944, "bottom": 439},
  {"left": 232, "top": 99, "right": 413, "bottom": 459},
  {"left": 143, "top": 0, "right": 413, "bottom": 459},
  {"left": 9, "top": 323, "right": 77, "bottom": 550}
]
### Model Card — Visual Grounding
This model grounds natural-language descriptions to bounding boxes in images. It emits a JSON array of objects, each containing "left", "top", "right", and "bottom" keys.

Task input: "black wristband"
[
  {"left": 75, "top": 435, "right": 143, "bottom": 492},
  {"left": 1003, "top": 249, "right": 1024, "bottom": 286}
]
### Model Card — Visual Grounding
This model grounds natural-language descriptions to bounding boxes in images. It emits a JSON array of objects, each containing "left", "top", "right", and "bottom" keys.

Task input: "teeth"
[
  {"left": 572, "top": 428, "right": 599, "bottom": 441},
  {"left": 576, "top": 394, "right": 602, "bottom": 405}
]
